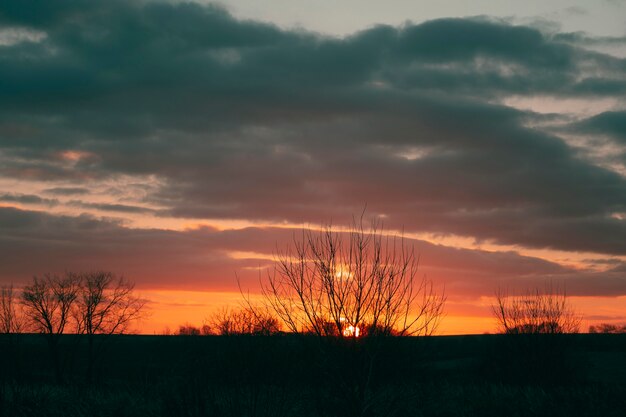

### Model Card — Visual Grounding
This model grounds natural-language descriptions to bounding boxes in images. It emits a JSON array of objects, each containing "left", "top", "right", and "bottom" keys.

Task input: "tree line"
[
  {"left": 3, "top": 215, "right": 621, "bottom": 392},
  {"left": 1, "top": 271, "right": 144, "bottom": 382},
  {"left": 4, "top": 218, "right": 619, "bottom": 343}
]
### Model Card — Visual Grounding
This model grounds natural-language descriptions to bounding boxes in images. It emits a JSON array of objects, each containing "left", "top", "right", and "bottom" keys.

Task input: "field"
[{"left": 1, "top": 334, "right": 625, "bottom": 417}]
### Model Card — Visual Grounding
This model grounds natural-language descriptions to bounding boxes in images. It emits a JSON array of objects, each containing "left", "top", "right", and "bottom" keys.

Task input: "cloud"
[
  {"left": 0, "top": 1, "right": 625, "bottom": 259},
  {"left": 1, "top": 206, "right": 624, "bottom": 298},
  {"left": 0, "top": 192, "right": 58, "bottom": 206},
  {"left": 67, "top": 200, "right": 156, "bottom": 214},
  {"left": 43, "top": 187, "right": 90, "bottom": 196},
  {"left": 575, "top": 111, "right": 626, "bottom": 143}
]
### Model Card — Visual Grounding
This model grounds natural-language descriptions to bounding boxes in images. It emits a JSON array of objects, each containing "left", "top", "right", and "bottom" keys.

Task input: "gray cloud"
[
  {"left": 67, "top": 200, "right": 156, "bottom": 214},
  {"left": 0, "top": 192, "right": 58, "bottom": 206},
  {"left": 0, "top": 1, "right": 625, "bottom": 257},
  {"left": 2, "top": 206, "right": 624, "bottom": 297},
  {"left": 43, "top": 187, "right": 90, "bottom": 196},
  {"left": 554, "top": 31, "right": 626, "bottom": 46},
  {"left": 575, "top": 111, "right": 626, "bottom": 143}
]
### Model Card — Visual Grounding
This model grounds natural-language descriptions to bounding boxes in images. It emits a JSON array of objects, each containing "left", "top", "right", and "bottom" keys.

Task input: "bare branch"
[
  {"left": 21, "top": 273, "right": 80, "bottom": 336},
  {"left": 1, "top": 284, "right": 24, "bottom": 333},
  {"left": 74, "top": 271, "right": 145, "bottom": 337},
  {"left": 255, "top": 215, "right": 445, "bottom": 338},
  {"left": 492, "top": 282, "right": 581, "bottom": 335}
]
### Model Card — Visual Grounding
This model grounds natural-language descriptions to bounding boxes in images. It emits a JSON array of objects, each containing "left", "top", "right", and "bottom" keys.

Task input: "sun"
[
  {"left": 339, "top": 317, "right": 361, "bottom": 337},
  {"left": 342, "top": 324, "right": 360, "bottom": 338},
  {"left": 333, "top": 265, "right": 353, "bottom": 280}
]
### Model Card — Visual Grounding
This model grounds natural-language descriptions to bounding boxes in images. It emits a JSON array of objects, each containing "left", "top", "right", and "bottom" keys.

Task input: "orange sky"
[
  {"left": 1, "top": 201, "right": 625, "bottom": 335},
  {"left": 1, "top": 1, "right": 625, "bottom": 336},
  {"left": 136, "top": 290, "right": 626, "bottom": 335}
]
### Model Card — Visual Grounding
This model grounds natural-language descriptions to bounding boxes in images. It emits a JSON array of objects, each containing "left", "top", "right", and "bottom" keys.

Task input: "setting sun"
[
  {"left": 2, "top": 0, "right": 626, "bottom": 415},
  {"left": 343, "top": 324, "right": 361, "bottom": 338}
]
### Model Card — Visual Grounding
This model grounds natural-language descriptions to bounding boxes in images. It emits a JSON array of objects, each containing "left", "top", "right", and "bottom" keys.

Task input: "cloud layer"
[
  {"left": 0, "top": 1, "right": 625, "bottom": 305},
  {"left": 2, "top": 206, "right": 624, "bottom": 298}
]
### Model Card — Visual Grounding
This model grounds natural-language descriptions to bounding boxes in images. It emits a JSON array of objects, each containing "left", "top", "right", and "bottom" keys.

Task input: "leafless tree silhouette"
[
  {"left": 589, "top": 323, "right": 626, "bottom": 334},
  {"left": 258, "top": 215, "right": 445, "bottom": 338},
  {"left": 1, "top": 284, "right": 24, "bottom": 334},
  {"left": 21, "top": 273, "right": 81, "bottom": 382},
  {"left": 207, "top": 306, "right": 280, "bottom": 336},
  {"left": 74, "top": 272, "right": 144, "bottom": 336},
  {"left": 20, "top": 272, "right": 144, "bottom": 382},
  {"left": 177, "top": 324, "right": 202, "bottom": 335},
  {"left": 74, "top": 271, "right": 145, "bottom": 381},
  {"left": 493, "top": 284, "right": 581, "bottom": 335},
  {"left": 490, "top": 283, "right": 582, "bottom": 384},
  {"left": 248, "top": 215, "right": 446, "bottom": 415}
]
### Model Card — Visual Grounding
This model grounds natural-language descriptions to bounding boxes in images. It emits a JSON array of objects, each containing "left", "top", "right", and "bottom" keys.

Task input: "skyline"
[{"left": 1, "top": 0, "right": 625, "bottom": 334}]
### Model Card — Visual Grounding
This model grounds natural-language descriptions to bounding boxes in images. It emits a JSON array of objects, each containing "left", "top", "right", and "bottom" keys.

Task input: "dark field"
[{"left": 1, "top": 333, "right": 625, "bottom": 417}]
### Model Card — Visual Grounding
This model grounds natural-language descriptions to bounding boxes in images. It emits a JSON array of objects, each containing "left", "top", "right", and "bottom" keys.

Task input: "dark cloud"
[
  {"left": 0, "top": 192, "right": 58, "bottom": 206},
  {"left": 0, "top": 206, "right": 242, "bottom": 291},
  {"left": 553, "top": 31, "right": 626, "bottom": 46},
  {"left": 44, "top": 187, "right": 90, "bottom": 195},
  {"left": 67, "top": 200, "right": 156, "bottom": 214},
  {"left": 0, "top": 1, "right": 625, "bottom": 258},
  {"left": 575, "top": 111, "right": 626, "bottom": 143},
  {"left": 2, "top": 206, "right": 624, "bottom": 297}
]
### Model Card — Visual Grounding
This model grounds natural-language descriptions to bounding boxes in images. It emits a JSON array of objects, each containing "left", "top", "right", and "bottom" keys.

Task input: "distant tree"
[
  {"left": 201, "top": 324, "right": 212, "bottom": 335},
  {"left": 589, "top": 323, "right": 626, "bottom": 334},
  {"left": 207, "top": 306, "right": 281, "bottom": 336},
  {"left": 0, "top": 283, "right": 26, "bottom": 382},
  {"left": 252, "top": 311, "right": 281, "bottom": 336},
  {"left": 73, "top": 272, "right": 145, "bottom": 382},
  {"left": 1, "top": 284, "right": 24, "bottom": 334},
  {"left": 21, "top": 273, "right": 81, "bottom": 382},
  {"left": 247, "top": 214, "right": 445, "bottom": 415},
  {"left": 177, "top": 324, "right": 201, "bottom": 335},
  {"left": 21, "top": 272, "right": 144, "bottom": 382},
  {"left": 257, "top": 216, "right": 444, "bottom": 339},
  {"left": 493, "top": 285, "right": 581, "bottom": 335},
  {"left": 490, "top": 283, "right": 582, "bottom": 384}
]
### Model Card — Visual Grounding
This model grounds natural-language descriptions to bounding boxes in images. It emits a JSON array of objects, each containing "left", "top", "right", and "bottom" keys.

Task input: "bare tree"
[
  {"left": 490, "top": 283, "right": 582, "bottom": 383},
  {"left": 207, "top": 306, "right": 281, "bottom": 336},
  {"left": 257, "top": 216, "right": 445, "bottom": 338},
  {"left": 492, "top": 284, "right": 581, "bottom": 335},
  {"left": 1, "top": 284, "right": 25, "bottom": 382},
  {"left": 21, "top": 273, "right": 81, "bottom": 382},
  {"left": 177, "top": 323, "right": 201, "bottom": 335},
  {"left": 20, "top": 271, "right": 144, "bottom": 382},
  {"left": 74, "top": 272, "right": 144, "bottom": 336},
  {"left": 1, "top": 284, "right": 24, "bottom": 334},
  {"left": 73, "top": 271, "right": 145, "bottom": 382},
  {"left": 244, "top": 215, "right": 445, "bottom": 415},
  {"left": 589, "top": 323, "right": 626, "bottom": 334}
]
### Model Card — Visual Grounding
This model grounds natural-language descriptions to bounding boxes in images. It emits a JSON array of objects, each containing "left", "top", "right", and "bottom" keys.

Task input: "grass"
[{"left": 0, "top": 334, "right": 625, "bottom": 416}]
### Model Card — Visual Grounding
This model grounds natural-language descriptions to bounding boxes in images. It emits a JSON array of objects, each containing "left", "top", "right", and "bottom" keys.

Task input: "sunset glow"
[
  {"left": 343, "top": 325, "right": 361, "bottom": 338},
  {"left": 1, "top": 0, "right": 625, "bottom": 336}
]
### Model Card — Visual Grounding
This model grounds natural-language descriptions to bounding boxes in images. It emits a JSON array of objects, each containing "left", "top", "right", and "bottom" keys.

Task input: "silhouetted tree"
[
  {"left": 207, "top": 307, "right": 281, "bottom": 336},
  {"left": 73, "top": 271, "right": 145, "bottom": 382},
  {"left": 0, "top": 283, "right": 26, "bottom": 381},
  {"left": 258, "top": 216, "right": 445, "bottom": 338},
  {"left": 21, "top": 273, "right": 81, "bottom": 382},
  {"left": 20, "top": 271, "right": 144, "bottom": 382},
  {"left": 490, "top": 283, "right": 582, "bottom": 384},
  {"left": 1, "top": 284, "right": 24, "bottom": 333},
  {"left": 177, "top": 324, "right": 201, "bottom": 335},
  {"left": 589, "top": 323, "right": 626, "bottom": 334},
  {"left": 493, "top": 285, "right": 580, "bottom": 335},
  {"left": 250, "top": 214, "right": 445, "bottom": 415}
]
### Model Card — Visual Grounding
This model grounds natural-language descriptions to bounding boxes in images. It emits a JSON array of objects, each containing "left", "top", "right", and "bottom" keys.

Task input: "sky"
[{"left": 0, "top": 0, "right": 625, "bottom": 334}]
